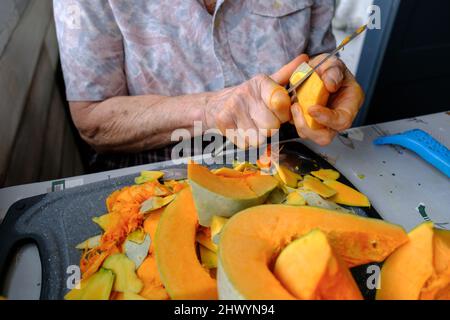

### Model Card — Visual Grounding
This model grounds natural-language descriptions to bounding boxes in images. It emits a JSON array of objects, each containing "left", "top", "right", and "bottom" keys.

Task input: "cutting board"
[{"left": 0, "top": 142, "right": 381, "bottom": 300}]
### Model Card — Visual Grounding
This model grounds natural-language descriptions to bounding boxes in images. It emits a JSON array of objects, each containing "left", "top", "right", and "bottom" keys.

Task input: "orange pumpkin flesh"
[
  {"left": 218, "top": 205, "right": 407, "bottom": 300},
  {"left": 294, "top": 70, "right": 329, "bottom": 130},
  {"left": 433, "top": 229, "right": 450, "bottom": 275},
  {"left": 143, "top": 208, "right": 164, "bottom": 253},
  {"left": 323, "top": 180, "right": 370, "bottom": 207},
  {"left": 155, "top": 188, "right": 217, "bottom": 300},
  {"left": 137, "top": 256, "right": 169, "bottom": 300},
  {"left": 303, "top": 175, "right": 337, "bottom": 198},
  {"left": 420, "top": 229, "right": 450, "bottom": 300},
  {"left": 377, "top": 222, "right": 435, "bottom": 300},
  {"left": 274, "top": 229, "right": 362, "bottom": 300}
]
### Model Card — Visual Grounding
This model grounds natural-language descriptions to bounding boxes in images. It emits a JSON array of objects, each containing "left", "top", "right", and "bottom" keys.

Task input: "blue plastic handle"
[{"left": 373, "top": 129, "right": 450, "bottom": 178}]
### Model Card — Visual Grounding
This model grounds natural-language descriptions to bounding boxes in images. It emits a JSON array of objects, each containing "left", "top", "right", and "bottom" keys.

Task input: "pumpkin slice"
[
  {"left": 275, "top": 164, "right": 301, "bottom": 188},
  {"left": 285, "top": 192, "right": 306, "bottom": 206},
  {"left": 377, "top": 222, "right": 435, "bottom": 300},
  {"left": 292, "top": 63, "right": 329, "bottom": 130},
  {"left": 323, "top": 180, "right": 370, "bottom": 207},
  {"left": 103, "top": 254, "right": 143, "bottom": 293},
  {"left": 274, "top": 229, "right": 362, "bottom": 300},
  {"left": 155, "top": 188, "right": 217, "bottom": 299},
  {"left": 143, "top": 208, "right": 164, "bottom": 253},
  {"left": 417, "top": 228, "right": 450, "bottom": 300},
  {"left": 65, "top": 268, "right": 115, "bottom": 300},
  {"left": 303, "top": 175, "right": 337, "bottom": 198},
  {"left": 310, "top": 169, "right": 340, "bottom": 181},
  {"left": 188, "top": 163, "right": 278, "bottom": 226},
  {"left": 218, "top": 205, "right": 407, "bottom": 300}
]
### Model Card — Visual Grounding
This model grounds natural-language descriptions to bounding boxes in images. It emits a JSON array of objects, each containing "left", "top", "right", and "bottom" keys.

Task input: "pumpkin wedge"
[
  {"left": 274, "top": 230, "right": 362, "bottom": 300},
  {"left": 311, "top": 169, "right": 340, "bottom": 181},
  {"left": 155, "top": 188, "right": 217, "bottom": 299},
  {"left": 377, "top": 224, "right": 450, "bottom": 300},
  {"left": 323, "top": 180, "right": 370, "bottom": 207},
  {"left": 377, "top": 222, "right": 435, "bottom": 300},
  {"left": 303, "top": 175, "right": 337, "bottom": 198},
  {"left": 218, "top": 205, "right": 407, "bottom": 300},
  {"left": 188, "top": 163, "right": 278, "bottom": 226}
]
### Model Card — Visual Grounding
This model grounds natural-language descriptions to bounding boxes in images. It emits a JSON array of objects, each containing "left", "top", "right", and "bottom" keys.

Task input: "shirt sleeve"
[
  {"left": 306, "top": 0, "right": 337, "bottom": 56},
  {"left": 53, "top": 0, "right": 127, "bottom": 101}
]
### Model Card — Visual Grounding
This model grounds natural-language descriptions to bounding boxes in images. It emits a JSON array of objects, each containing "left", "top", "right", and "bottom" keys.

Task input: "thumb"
[{"left": 271, "top": 54, "right": 310, "bottom": 86}]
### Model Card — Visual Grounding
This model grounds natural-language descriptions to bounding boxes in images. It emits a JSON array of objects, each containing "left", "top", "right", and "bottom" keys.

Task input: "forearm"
[{"left": 70, "top": 92, "right": 215, "bottom": 153}]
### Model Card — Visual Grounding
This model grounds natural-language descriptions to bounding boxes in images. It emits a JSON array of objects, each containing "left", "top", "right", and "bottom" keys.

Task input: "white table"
[{"left": 1, "top": 112, "right": 449, "bottom": 299}]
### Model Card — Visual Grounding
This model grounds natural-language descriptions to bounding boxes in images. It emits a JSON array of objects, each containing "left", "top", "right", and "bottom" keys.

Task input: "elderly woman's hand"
[{"left": 291, "top": 54, "right": 365, "bottom": 146}]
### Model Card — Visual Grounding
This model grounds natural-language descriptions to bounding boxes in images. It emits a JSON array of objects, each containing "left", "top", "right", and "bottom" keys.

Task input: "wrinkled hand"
[
  {"left": 291, "top": 54, "right": 365, "bottom": 146},
  {"left": 204, "top": 55, "right": 309, "bottom": 149}
]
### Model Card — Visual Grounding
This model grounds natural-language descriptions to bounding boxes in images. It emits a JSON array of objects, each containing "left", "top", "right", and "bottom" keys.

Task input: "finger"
[
  {"left": 308, "top": 105, "right": 353, "bottom": 131},
  {"left": 271, "top": 54, "right": 309, "bottom": 86},
  {"left": 251, "top": 101, "right": 281, "bottom": 138},
  {"left": 234, "top": 110, "right": 262, "bottom": 148},
  {"left": 310, "top": 54, "right": 346, "bottom": 93},
  {"left": 315, "top": 69, "right": 365, "bottom": 131},
  {"left": 291, "top": 104, "right": 337, "bottom": 146},
  {"left": 258, "top": 74, "right": 291, "bottom": 123},
  {"left": 215, "top": 107, "right": 237, "bottom": 137}
]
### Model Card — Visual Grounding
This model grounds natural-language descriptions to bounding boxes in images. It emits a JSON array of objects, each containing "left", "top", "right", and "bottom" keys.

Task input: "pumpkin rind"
[{"left": 188, "top": 163, "right": 278, "bottom": 226}]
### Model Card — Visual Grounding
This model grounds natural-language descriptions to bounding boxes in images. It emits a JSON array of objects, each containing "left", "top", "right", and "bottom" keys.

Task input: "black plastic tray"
[{"left": 0, "top": 141, "right": 381, "bottom": 300}]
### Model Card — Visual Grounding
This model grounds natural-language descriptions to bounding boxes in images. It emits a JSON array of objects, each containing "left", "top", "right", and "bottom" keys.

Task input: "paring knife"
[{"left": 288, "top": 24, "right": 368, "bottom": 102}]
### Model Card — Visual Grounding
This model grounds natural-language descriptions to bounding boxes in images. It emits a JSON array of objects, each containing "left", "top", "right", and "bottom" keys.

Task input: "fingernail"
[{"left": 270, "top": 88, "right": 289, "bottom": 110}]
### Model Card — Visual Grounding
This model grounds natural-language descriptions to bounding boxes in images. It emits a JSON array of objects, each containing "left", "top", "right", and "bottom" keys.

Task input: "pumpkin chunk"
[
  {"left": 291, "top": 63, "right": 329, "bottom": 130},
  {"left": 274, "top": 230, "right": 362, "bottom": 300},
  {"left": 377, "top": 222, "right": 435, "bottom": 300}
]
